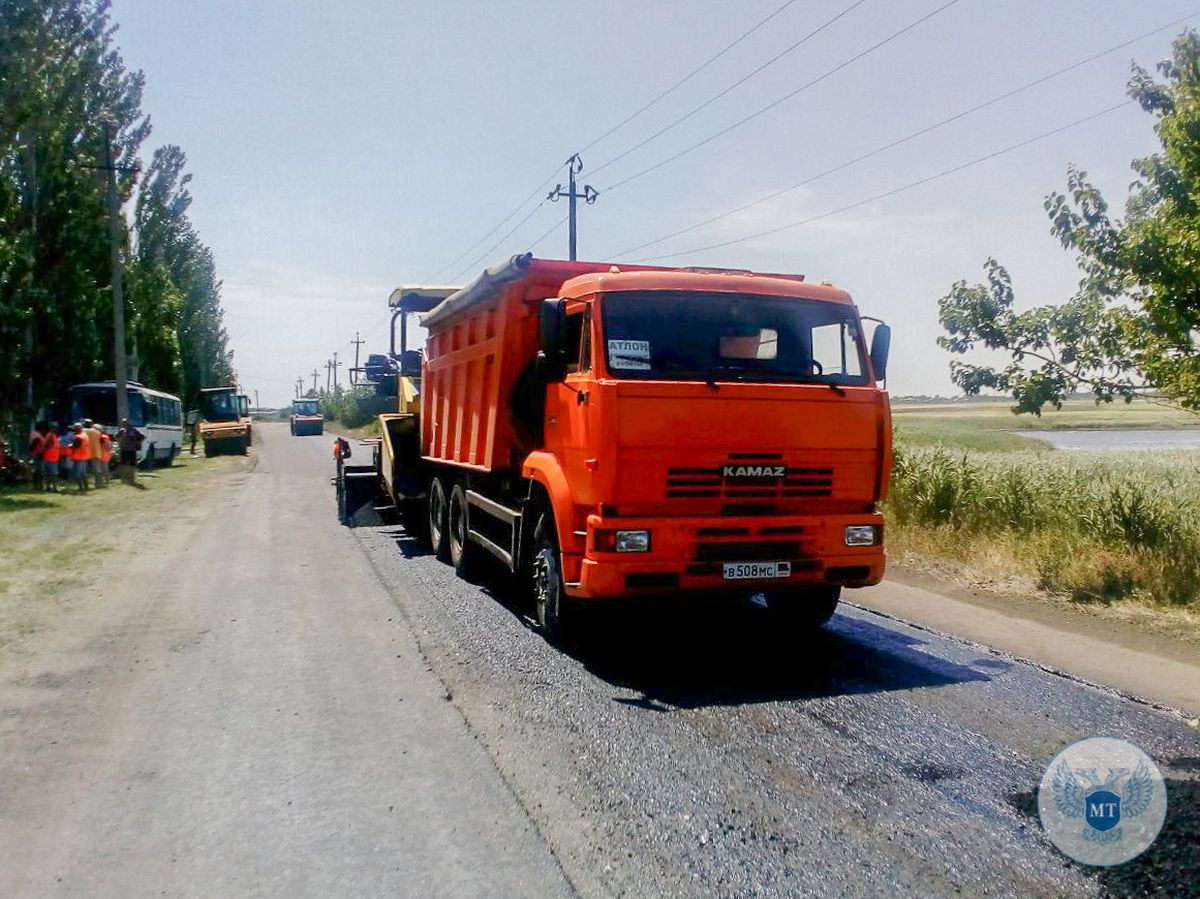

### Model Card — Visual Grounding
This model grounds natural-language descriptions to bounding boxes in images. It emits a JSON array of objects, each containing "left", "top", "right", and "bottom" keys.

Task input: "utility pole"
[
  {"left": 332, "top": 351, "right": 341, "bottom": 391},
  {"left": 325, "top": 359, "right": 332, "bottom": 393},
  {"left": 311, "top": 368, "right": 319, "bottom": 395},
  {"left": 253, "top": 389, "right": 259, "bottom": 411},
  {"left": 547, "top": 153, "right": 598, "bottom": 261},
  {"left": 102, "top": 122, "right": 131, "bottom": 424},
  {"left": 295, "top": 378, "right": 303, "bottom": 398},
  {"left": 351, "top": 332, "right": 365, "bottom": 371}
]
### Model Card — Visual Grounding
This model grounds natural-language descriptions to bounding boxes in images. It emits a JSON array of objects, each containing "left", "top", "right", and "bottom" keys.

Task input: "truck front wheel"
[
  {"left": 765, "top": 586, "right": 841, "bottom": 628},
  {"left": 428, "top": 478, "right": 450, "bottom": 562},
  {"left": 531, "top": 511, "right": 571, "bottom": 644}
]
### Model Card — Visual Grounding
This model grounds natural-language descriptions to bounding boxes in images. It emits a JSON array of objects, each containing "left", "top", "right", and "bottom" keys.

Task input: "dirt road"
[
  {"left": 2, "top": 422, "right": 1196, "bottom": 898},
  {"left": 0, "top": 424, "right": 571, "bottom": 898}
]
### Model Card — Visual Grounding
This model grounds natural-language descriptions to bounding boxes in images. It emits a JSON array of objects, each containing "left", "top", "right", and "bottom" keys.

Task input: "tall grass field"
[{"left": 886, "top": 399, "right": 1200, "bottom": 611}]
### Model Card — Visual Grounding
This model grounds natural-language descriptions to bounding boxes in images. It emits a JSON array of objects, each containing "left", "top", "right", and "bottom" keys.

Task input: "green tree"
[
  {"left": 939, "top": 30, "right": 1200, "bottom": 414},
  {"left": 131, "top": 143, "right": 232, "bottom": 403},
  {"left": 0, "top": 0, "right": 148, "bottom": 414}
]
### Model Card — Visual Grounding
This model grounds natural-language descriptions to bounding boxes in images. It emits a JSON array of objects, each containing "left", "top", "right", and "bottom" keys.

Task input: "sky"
[{"left": 110, "top": 0, "right": 1198, "bottom": 406}]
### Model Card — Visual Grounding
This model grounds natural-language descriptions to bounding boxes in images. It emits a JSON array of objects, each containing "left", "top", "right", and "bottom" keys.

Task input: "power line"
[
  {"left": 422, "top": 0, "right": 830, "bottom": 279},
  {"left": 626, "top": 100, "right": 1133, "bottom": 263},
  {"left": 587, "top": 0, "right": 870, "bottom": 178},
  {"left": 601, "top": 0, "right": 963, "bottom": 194},
  {"left": 526, "top": 213, "right": 570, "bottom": 255},
  {"left": 450, "top": 199, "right": 550, "bottom": 282},
  {"left": 579, "top": 0, "right": 804, "bottom": 155},
  {"left": 425, "top": 166, "right": 560, "bottom": 282},
  {"left": 614, "top": 10, "right": 1199, "bottom": 258}
]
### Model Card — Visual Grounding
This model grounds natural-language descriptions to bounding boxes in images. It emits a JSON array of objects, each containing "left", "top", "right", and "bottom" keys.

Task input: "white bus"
[{"left": 67, "top": 381, "right": 184, "bottom": 465}]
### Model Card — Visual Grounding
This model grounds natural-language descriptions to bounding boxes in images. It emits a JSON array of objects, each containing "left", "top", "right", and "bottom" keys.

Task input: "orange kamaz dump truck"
[{"left": 351, "top": 254, "right": 892, "bottom": 641}]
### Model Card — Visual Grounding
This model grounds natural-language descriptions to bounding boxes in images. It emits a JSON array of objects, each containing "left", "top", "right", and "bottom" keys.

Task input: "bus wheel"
[
  {"left": 531, "top": 509, "right": 572, "bottom": 645},
  {"left": 448, "top": 485, "right": 478, "bottom": 580},
  {"left": 428, "top": 478, "right": 450, "bottom": 562},
  {"left": 765, "top": 586, "right": 840, "bottom": 628}
]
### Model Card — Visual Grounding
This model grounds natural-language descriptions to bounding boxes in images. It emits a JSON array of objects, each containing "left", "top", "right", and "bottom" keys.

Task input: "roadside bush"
[
  {"left": 320, "top": 390, "right": 374, "bottom": 429},
  {"left": 887, "top": 448, "right": 1200, "bottom": 608}
]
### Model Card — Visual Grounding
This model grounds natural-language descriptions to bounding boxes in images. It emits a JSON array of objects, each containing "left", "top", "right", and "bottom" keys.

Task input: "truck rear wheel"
[
  {"left": 428, "top": 478, "right": 450, "bottom": 562},
  {"left": 532, "top": 510, "right": 572, "bottom": 645},
  {"left": 448, "top": 485, "right": 477, "bottom": 579},
  {"left": 765, "top": 586, "right": 841, "bottom": 628}
]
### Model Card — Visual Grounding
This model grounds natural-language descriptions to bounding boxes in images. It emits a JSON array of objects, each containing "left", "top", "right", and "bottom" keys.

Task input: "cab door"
[{"left": 545, "top": 301, "right": 597, "bottom": 505}]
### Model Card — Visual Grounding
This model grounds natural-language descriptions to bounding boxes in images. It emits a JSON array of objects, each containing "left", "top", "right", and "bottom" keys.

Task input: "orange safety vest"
[
  {"left": 70, "top": 432, "right": 92, "bottom": 462},
  {"left": 100, "top": 432, "right": 113, "bottom": 463},
  {"left": 42, "top": 432, "right": 60, "bottom": 463}
]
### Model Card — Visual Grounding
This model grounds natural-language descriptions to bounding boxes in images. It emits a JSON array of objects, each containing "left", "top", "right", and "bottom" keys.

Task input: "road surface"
[{"left": 1, "top": 422, "right": 1196, "bottom": 898}]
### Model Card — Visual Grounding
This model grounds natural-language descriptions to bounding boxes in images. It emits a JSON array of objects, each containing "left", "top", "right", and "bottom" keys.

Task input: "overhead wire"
[
  {"left": 525, "top": 214, "right": 571, "bottom": 255},
  {"left": 424, "top": 0, "right": 838, "bottom": 280},
  {"left": 600, "top": 0, "right": 963, "bottom": 194},
  {"left": 587, "top": 0, "right": 872, "bottom": 178},
  {"left": 625, "top": 100, "right": 1134, "bottom": 262},
  {"left": 449, "top": 199, "right": 550, "bottom": 282},
  {"left": 578, "top": 0, "right": 804, "bottom": 155},
  {"left": 613, "top": 10, "right": 1199, "bottom": 258},
  {"left": 424, "top": 166, "right": 560, "bottom": 282}
]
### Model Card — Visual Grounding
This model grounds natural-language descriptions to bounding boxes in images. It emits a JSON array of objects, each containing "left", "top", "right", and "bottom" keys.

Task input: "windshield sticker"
[{"left": 608, "top": 339, "right": 651, "bottom": 370}]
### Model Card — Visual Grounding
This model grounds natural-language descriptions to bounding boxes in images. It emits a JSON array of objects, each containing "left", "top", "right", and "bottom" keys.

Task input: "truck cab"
[{"left": 531, "top": 269, "right": 891, "bottom": 609}]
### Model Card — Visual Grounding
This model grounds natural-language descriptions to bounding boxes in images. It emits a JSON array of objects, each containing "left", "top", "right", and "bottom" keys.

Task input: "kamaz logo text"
[{"left": 721, "top": 464, "right": 787, "bottom": 479}]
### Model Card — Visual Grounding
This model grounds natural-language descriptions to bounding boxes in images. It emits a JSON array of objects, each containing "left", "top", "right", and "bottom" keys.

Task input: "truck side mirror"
[
  {"left": 539, "top": 298, "right": 567, "bottom": 382},
  {"left": 869, "top": 323, "right": 891, "bottom": 383}
]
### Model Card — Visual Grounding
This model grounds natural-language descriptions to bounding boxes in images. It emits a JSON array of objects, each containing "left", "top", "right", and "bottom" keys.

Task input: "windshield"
[
  {"left": 293, "top": 400, "right": 319, "bottom": 416},
  {"left": 601, "top": 291, "right": 869, "bottom": 386},
  {"left": 200, "top": 390, "right": 240, "bottom": 421},
  {"left": 68, "top": 387, "right": 146, "bottom": 427}
]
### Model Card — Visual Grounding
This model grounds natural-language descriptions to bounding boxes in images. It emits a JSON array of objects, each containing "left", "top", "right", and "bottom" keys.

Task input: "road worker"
[
  {"left": 69, "top": 423, "right": 92, "bottom": 492},
  {"left": 116, "top": 418, "right": 145, "bottom": 487},
  {"left": 84, "top": 419, "right": 106, "bottom": 488},
  {"left": 57, "top": 423, "right": 72, "bottom": 483},
  {"left": 99, "top": 429, "right": 113, "bottom": 481},
  {"left": 41, "top": 422, "right": 61, "bottom": 493},
  {"left": 28, "top": 422, "right": 46, "bottom": 491}
]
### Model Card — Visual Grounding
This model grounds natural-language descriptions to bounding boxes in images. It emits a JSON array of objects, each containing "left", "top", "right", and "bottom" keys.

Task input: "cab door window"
[{"left": 564, "top": 309, "right": 592, "bottom": 375}]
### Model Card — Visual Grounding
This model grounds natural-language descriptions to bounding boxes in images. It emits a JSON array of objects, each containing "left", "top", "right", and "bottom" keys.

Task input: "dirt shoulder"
[
  {"left": 0, "top": 450, "right": 248, "bottom": 653},
  {"left": 855, "top": 562, "right": 1200, "bottom": 715}
]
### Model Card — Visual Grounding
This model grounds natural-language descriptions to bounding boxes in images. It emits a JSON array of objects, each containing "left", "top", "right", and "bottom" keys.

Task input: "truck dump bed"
[{"left": 420, "top": 255, "right": 621, "bottom": 472}]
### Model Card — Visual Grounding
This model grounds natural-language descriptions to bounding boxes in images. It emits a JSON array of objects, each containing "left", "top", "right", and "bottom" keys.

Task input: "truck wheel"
[
  {"left": 428, "top": 478, "right": 451, "bottom": 562},
  {"left": 532, "top": 510, "right": 571, "bottom": 645},
  {"left": 448, "top": 485, "right": 477, "bottom": 579},
  {"left": 239, "top": 437, "right": 249, "bottom": 455},
  {"left": 204, "top": 441, "right": 214, "bottom": 458},
  {"left": 765, "top": 586, "right": 841, "bottom": 628}
]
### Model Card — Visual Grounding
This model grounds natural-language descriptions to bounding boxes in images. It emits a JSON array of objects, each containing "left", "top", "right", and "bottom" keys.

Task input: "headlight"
[
  {"left": 845, "top": 525, "right": 878, "bottom": 546},
  {"left": 615, "top": 530, "right": 651, "bottom": 553},
  {"left": 593, "top": 528, "right": 651, "bottom": 552}
]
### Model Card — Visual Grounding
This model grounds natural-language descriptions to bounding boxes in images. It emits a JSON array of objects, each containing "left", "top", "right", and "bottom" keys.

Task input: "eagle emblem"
[{"left": 1052, "top": 758, "right": 1155, "bottom": 844}]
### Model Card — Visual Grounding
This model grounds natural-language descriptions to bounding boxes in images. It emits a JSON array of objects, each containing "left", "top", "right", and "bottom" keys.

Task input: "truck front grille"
[{"left": 666, "top": 465, "right": 833, "bottom": 500}]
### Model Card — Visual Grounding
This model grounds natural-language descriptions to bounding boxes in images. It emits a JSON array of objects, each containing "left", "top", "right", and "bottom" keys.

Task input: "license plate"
[{"left": 722, "top": 561, "right": 791, "bottom": 580}]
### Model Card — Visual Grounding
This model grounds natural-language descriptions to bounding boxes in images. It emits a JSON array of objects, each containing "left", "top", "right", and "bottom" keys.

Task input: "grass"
[
  {"left": 887, "top": 396, "right": 1200, "bottom": 630},
  {"left": 0, "top": 451, "right": 240, "bottom": 651}
]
